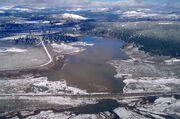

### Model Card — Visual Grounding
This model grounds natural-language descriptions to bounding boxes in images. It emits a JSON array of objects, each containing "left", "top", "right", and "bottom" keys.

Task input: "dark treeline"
[
  {"left": 14, "top": 36, "right": 40, "bottom": 45},
  {"left": 14, "top": 33, "right": 79, "bottom": 45},
  {"left": 42, "top": 33, "right": 79, "bottom": 43}
]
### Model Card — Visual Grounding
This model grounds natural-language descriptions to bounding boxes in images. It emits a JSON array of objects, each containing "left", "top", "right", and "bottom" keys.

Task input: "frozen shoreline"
[{"left": 108, "top": 43, "right": 180, "bottom": 93}]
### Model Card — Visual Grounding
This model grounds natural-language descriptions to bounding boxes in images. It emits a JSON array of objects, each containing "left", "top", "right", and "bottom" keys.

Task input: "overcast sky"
[
  {"left": 0, "top": 0, "right": 179, "bottom": 9},
  {"left": 91, "top": 0, "right": 180, "bottom": 3}
]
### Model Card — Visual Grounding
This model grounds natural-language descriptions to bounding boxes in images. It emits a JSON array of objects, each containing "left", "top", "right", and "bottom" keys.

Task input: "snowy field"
[
  {"left": 106, "top": 44, "right": 180, "bottom": 119},
  {"left": 108, "top": 44, "right": 180, "bottom": 93},
  {"left": 0, "top": 46, "right": 49, "bottom": 71}
]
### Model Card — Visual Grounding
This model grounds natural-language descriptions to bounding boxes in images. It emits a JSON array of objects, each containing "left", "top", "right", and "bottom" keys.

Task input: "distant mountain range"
[{"left": 0, "top": 6, "right": 180, "bottom": 21}]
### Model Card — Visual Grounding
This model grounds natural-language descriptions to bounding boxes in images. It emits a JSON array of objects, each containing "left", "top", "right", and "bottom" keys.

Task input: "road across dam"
[{"left": 0, "top": 91, "right": 179, "bottom": 99}]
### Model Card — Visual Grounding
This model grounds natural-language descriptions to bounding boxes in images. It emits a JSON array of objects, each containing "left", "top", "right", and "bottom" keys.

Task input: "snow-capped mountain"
[{"left": 61, "top": 13, "right": 87, "bottom": 20}]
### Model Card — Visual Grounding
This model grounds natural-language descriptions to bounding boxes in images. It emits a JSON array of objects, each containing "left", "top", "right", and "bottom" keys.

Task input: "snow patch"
[
  {"left": 115, "top": 96, "right": 180, "bottom": 119},
  {"left": 42, "top": 21, "right": 50, "bottom": 24},
  {"left": 164, "top": 58, "right": 180, "bottom": 65},
  {"left": 26, "top": 111, "right": 99, "bottom": 119},
  {"left": 136, "top": 97, "right": 180, "bottom": 117},
  {"left": 61, "top": 13, "right": 87, "bottom": 20},
  {"left": 159, "top": 22, "right": 173, "bottom": 25},
  {"left": 69, "top": 41, "right": 94, "bottom": 46},
  {"left": 14, "top": 20, "right": 39, "bottom": 24},
  {"left": 55, "top": 23, "right": 64, "bottom": 25},
  {"left": 26, "top": 111, "right": 71, "bottom": 119},
  {"left": 108, "top": 59, "right": 165, "bottom": 79},
  {"left": 114, "top": 107, "right": 146, "bottom": 119},
  {"left": 14, "top": 8, "right": 32, "bottom": 12},
  {"left": 0, "top": 47, "right": 27, "bottom": 53},
  {"left": 51, "top": 43, "right": 85, "bottom": 54},
  {"left": 123, "top": 77, "right": 180, "bottom": 93}
]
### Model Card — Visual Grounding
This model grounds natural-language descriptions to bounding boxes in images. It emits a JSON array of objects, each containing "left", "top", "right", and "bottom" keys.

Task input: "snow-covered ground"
[
  {"left": 51, "top": 41, "right": 94, "bottom": 55},
  {"left": 164, "top": 58, "right": 180, "bottom": 65},
  {"left": 25, "top": 111, "right": 100, "bottom": 119},
  {"left": 158, "top": 22, "right": 173, "bottom": 25},
  {"left": 108, "top": 59, "right": 166, "bottom": 78},
  {"left": 0, "top": 46, "right": 49, "bottom": 71},
  {"left": 51, "top": 42, "right": 94, "bottom": 59},
  {"left": 69, "top": 41, "right": 94, "bottom": 46},
  {"left": 14, "top": 20, "right": 39, "bottom": 24},
  {"left": 114, "top": 107, "right": 146, "bottom": 119},
  {"left": 123, "top": 77, "right": 180, "bottom": 93},
  {"left": 51, "top": 43, "right": 85, "bottom": 54},
  {"left": 109, "top": 56, "right": 180, "bottom": 93},
  {"left": 42, "top": 21, "right": 50, "bottom": 24},
  {"left": 0, "top": 77, "right": 86, "bottom": 94},
  {"left": 108, "top": 44, "right": 180, "bottom": 93},
  {"left": 113, "top": 96, "right": 180, "bottom": 119},
  {"left": 106, "top": 43, "right": 180, "bottom": 118},
  {"left": 0, "top": 47, "right": 27, "bottom": 53},
  {"left": 55, "top": 22, "right": 64, "bottom": 25}
]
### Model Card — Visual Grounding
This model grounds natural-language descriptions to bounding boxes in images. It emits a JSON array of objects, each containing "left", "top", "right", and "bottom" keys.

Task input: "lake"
[{"left": 48, "top": 36, "right": 129, "bottom": 93}]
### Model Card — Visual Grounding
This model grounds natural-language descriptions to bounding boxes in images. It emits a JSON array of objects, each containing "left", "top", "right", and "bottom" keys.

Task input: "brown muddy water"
[{"left": 47, "top": 36, "right": 129, "bottom": 93}]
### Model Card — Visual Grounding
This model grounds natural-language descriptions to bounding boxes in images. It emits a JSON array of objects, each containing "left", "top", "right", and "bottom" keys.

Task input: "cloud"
[
  {"left": 0, "top": 0, "right": 91, "bottom": 8},
  {"left": 165, "top": 2, "right": 180, "bottom": 9},
  {"left": 0, "top": 0, "right": 179, "bottom": 10},
  {"left": 0, "top": 0, "right": 149, "bottom": 7}
]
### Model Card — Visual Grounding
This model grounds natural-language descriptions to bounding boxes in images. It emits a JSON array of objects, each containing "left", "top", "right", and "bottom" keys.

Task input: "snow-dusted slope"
[{"left": 61, "top": 13, "right": 87, "bottom": 20}]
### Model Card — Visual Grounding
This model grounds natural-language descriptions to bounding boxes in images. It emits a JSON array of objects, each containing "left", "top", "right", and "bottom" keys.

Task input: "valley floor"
[{"left": 0, "top": 39, "right": 180, "bottom": 119}]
